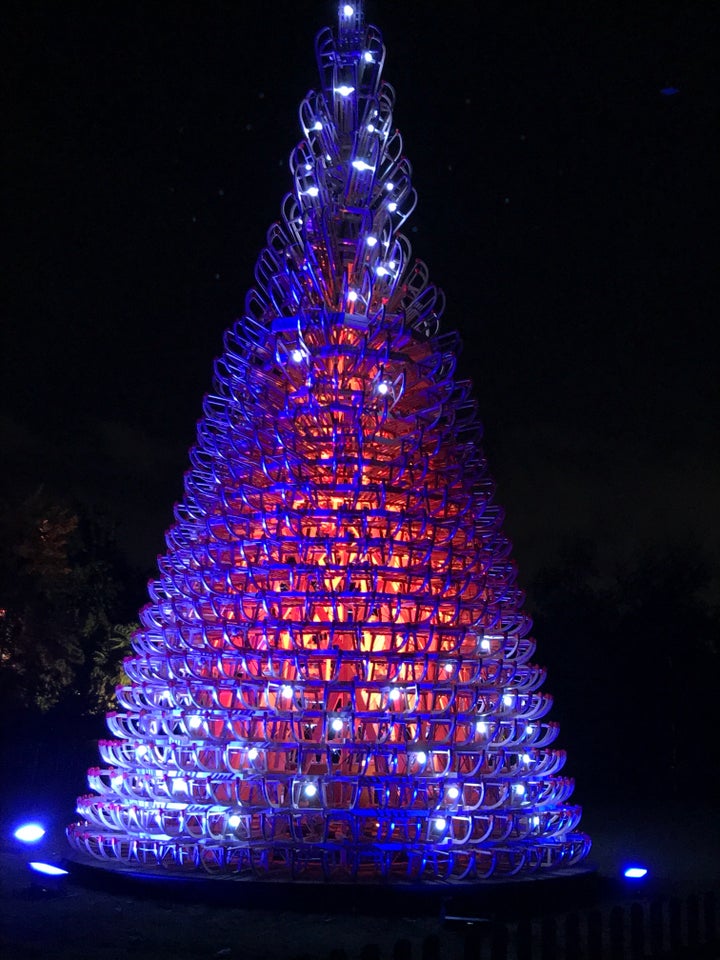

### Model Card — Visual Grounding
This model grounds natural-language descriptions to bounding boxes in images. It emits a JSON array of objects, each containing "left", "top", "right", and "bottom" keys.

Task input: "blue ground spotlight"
[
  {"left": 13, "top": 822, "right": 46, "bottom": 843},
  {"left": 28, "top": 862, "right": 69, "bottom": 877},
  {"left": 623, "top": 866, "right": 649, "bottom": 879}
]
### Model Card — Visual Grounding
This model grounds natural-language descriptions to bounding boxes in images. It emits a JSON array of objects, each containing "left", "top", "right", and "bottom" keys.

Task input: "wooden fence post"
[
  {"left": 422, "top": 933, "right": 440, "bottom": 960},
  {"left": 686, "top": 893, "right": 700, "bottom": 950},
  {"left": 649, "top": 898, "right": 664, "bottom": 956},
  {"left": 540, "top": 915, "right": 556, "bottom": 960},
  {"left": 668, "top": 897, "right": 682, "bottom": 955},
  {"left": 630, "top": 901, "right": 645, "bottom": 960},
  {"left": 703, "top": 890, "right": 717, "bottom": 946},
  {"left": 490, "top": 923, "right": 508, "bottom": 960},
  {"left": 516, "top": 919, "right": 532, "bottom": 960},
  {"left": 463, "top": 928, "right": 485, "bottom": 960},
  {"left": 609, "top": 904, "right": 624, "bottom": 960},
  {"left": 393, "top": 939, "right": 413, "bottom": 960},
  {"left": 361, "top": 943, "right": 382, "bottom": 960},
  {"left": 567, "top": 912, "right": 582, "bottom": 957},
  {"left": 587, "top": 909, "right": 603, "bottom": 960}
]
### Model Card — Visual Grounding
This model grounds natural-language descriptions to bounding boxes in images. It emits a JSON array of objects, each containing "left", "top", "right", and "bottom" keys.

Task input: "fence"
[{"left": 324, "top": 891, "right": 718, "bottom": 960}]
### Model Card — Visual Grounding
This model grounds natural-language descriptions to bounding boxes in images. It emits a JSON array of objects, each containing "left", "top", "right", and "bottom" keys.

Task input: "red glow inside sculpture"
[{"left": 67, "top": 1, "right": 590, "bottom": 882}]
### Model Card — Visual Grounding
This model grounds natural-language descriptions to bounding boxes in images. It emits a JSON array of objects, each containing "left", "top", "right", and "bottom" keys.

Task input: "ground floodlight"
[{"left": 13, "top": 823, "right": 46, "bottom": 844}]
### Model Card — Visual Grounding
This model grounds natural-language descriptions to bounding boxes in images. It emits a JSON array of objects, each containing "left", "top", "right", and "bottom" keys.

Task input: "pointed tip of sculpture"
[{"left": 338, "top": 2, "right": 364, "bottom": 32}]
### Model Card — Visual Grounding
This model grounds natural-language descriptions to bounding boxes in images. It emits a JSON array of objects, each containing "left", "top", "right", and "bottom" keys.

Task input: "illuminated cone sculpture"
[{"left": 68, "top": 3, "right": 590, "bottom": 882}]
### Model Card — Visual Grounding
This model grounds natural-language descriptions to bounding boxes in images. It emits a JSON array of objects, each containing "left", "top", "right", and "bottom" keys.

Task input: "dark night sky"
[{"left": 3, "top": 0, "right": 719, "bottom": 590}]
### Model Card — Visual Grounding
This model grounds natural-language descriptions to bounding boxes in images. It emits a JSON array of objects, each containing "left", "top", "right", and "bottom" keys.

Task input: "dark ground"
[{"left": 1, "top": 715, "right": 718, "bottom": 960}]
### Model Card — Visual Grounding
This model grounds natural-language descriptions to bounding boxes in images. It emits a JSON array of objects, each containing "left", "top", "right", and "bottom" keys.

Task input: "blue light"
[
  {"left": 624, "top": 866, "right": 648, "bottom": 879},
  {"left": 29, "top": 862, "right": 69, "bottom": 877},
  {"left": 13, "top": 823, "right": 46, "bottom": 844}
]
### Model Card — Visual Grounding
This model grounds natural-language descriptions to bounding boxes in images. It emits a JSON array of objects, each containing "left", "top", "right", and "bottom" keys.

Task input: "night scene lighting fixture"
[
  {"left": 14, "top": 823, "right": 46, "bottom": 843},
  {"left": 29, "top": 862, "right": 69, "bottom": 877},
  {"left": 624, "top": 866, "right": 649, "bottom": 879},
  {"left": 67, "top": 0, "right": 590, "bottom": 882}
]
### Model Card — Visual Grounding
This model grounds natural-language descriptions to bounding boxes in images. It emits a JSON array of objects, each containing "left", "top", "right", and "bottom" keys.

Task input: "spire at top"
[{"left": 338, "top": 2, "right": 365, "bottom": 41}]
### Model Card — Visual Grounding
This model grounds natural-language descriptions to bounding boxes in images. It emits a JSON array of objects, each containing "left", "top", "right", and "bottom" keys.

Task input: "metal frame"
[{"left": 67, "top": 2, "right": 590, "bottom": 882}]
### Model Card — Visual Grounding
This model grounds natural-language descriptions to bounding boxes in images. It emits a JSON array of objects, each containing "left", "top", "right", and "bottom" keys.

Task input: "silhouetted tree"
[
  {"left": 0, "top": 488, "right": 138, "bottom": 713},
  {"left": 528, "top": 536, "right": 719, "bottom": 800}
]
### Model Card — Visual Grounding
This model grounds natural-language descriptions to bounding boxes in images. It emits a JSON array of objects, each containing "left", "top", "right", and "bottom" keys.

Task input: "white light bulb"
[
  {"left": 531, "top": 815, "right": 540, "bottom": 827},
  {"left": 434, "top": 817, "right": 447, "bottom": 830},
  {"left": 228, "top": 814, "right": 242, "bottom": 828},
  {"left": 514, "top": 784, "right": 526, "bottom": 796},
  {"left": 335, "top": 85, "right": 355, "bottom": 97},
  {"left": 443, "top": 663, "right": 453, "bottom": 672},
  {"left": 376, "top": 266, "right": 388, "bottom": 277},
  {"left": 366, "top": 235, "right": 378, "bottom": 247},
  {"left": 447, "top": 786, "right": 460, "bottom": 801},
  {"left": 503, "top": 693, "right": 513, "bottom": 707},
  {"left": 313, "top": 120, "right": 323, "bottom": 131},
  {"left": 387, "top": 202, "right": 398, "bottom": 213},
  {"left": 13, "top": 823, "right": 46, "bottom": 844},
  {"left": 187, "top": 716, "right": 202, "bottom": 730},
  {"left": 527, "top": 724, "right": 535, "bottom": 734},
  {"left": 352, "top": 159, "right": 374, "bottom": 172},
  {"left": 290, "top": 348, "right": 304, "bottom": 363},
  {"left": 280, "top": 685, "right": 293, "bottom": 698},
  {"left": 347, "top": 290, "right": 358, "bottom": 302},
  {"left": 363, "top": 51, "right": 373, "bottom": 63},
  {"left": 304, "top": 783, "right": 318, "bottom": 797},
  {"left": 304, "top": 163, "right": 312, "bottom": 172},
  {"left": 331, "top": 718, "right": 343, "bottom": 732},
  {"left": 389, "top": 687, "right": 401, "bottom": 701},
  {"left": 415, "top": 751, "right": 427, "bottom": 765},
  {"left": 29, "top": 862, "right": 68, "bottom": 877},
  {"left": 476, "top": 721, "right": 488, "bottom": 734},
  {"left": 377, "top": 381, "right": 389, "bottom": 395},
  {"left": 388, "top": 260, "right": 397, "bottom": 270},
  {"left": 522, "top": 753, "right": 531, "bottom": 764},
  {"left": 480, "top": 639, "right": 491, "bottom": 651},
  {"left": 385, "top": 182, "right": 394, "bottom": 191},
  {"left": 343, "top": 4, "right": 354, "bottom": 15},
  {"left": 136, "top": 745, "right": 149, "bottom": 758},
  {"left": 247, "top": 747, "right": 259, "bottom": 760},
  {"left": 367, "top": 123, "right": 375, "bottom": 133},
  {"left": 172, "top": 778, "right": 188, "bottom": 794},
  {"left": 306, "top": 186, "right": 319, "bottom": 198}
]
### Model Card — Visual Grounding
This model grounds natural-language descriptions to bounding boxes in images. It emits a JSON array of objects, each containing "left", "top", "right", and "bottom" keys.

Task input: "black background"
[{"left": 4, "top": 0, "right": 718, "bottom": 585}]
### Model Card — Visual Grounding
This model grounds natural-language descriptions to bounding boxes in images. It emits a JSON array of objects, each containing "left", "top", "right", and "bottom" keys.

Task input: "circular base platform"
[{"left": 62, "top": 854, "right": 600, "bottom": 917}]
